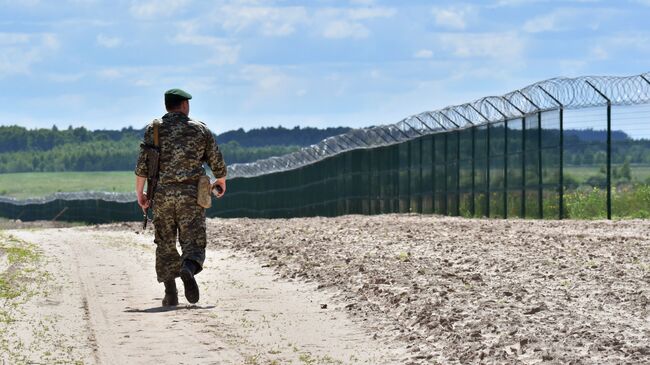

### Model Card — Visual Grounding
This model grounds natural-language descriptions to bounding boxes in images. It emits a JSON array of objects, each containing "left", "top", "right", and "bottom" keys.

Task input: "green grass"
[
  {"left": 565, "top": 165, "right": 650, "bottom": 184},
  {"left": 0, "top": 233, "right": 41, "bottom": 300},
  {"left": 0, "top": 171, "right": 134, "bottom": 199},
  {"left": 564, "top": 185, "right": 650, "bottom": 219}
]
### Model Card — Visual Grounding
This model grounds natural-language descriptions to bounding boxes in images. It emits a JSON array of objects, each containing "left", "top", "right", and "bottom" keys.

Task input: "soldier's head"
[{"left": 164, "top": 89, "right": 192, "bottom": 115}]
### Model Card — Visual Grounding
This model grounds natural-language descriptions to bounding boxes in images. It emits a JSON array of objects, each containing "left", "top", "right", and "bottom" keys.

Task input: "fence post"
[
  {"left": 444, "top": 132, "right": 448, "bottom": 215},
  {"left": 522, "top": 118, "right": 526, "bottom": 217},
  {"left": 537, "top": 86, "right": 564, "bottom": 219},
  {"left": 420, "top": 137, "right": 424, "bottom": 214},
  {"left": 504, "top": 122, "right": 508, "bottom": 218},
  {"left": 456, "top": 130, "right": 461, "bottom": 216},
  {"left": 538, "top": 111, "right": 543, "bottom": 219},
  {"left": 432, "top": 135, "right": 437, "bottom": 213},
  {"left": 586, "top": 81, "right": 612, "bottom": 220},
  {"left": 471, "top": 126, "right": 476, "bottom": 217},
  {"left": 487, "top": 123, "right": 491, "bottom": 218}
]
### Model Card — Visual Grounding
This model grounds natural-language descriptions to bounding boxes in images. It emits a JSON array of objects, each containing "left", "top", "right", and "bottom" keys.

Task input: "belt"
[{"left": 159, "top": 179, "right": 199, "bottom": 186}]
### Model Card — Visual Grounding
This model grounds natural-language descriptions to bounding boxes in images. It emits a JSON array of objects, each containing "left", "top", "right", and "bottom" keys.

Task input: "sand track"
[{"left": 6, "top": 227, "right": 403, "bottom": 364}]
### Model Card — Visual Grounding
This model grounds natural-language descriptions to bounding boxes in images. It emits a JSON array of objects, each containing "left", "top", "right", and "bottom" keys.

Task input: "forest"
[
  {"left": 0, "top": 125, "right": 347, "bottom": 173},
  {"left": 0, "top": 125, "right": 649, "bottom": 173}
]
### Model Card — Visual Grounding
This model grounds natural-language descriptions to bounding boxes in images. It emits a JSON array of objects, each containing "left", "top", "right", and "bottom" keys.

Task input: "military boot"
[
  {"left": 162, "top": 279, "right": 178, "bottom": 307},
  {"left": 180, "top": 260, "right": 200, "bottom": 304}
]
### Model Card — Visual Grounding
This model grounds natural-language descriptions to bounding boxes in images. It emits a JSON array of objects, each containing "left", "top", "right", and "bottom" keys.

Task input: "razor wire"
[{"left": 228, "top": 72, "right": 650, "bottom": 178}]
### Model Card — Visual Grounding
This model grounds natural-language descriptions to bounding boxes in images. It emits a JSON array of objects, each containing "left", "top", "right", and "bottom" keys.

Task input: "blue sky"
[{"left": 1, "top": 0, "right": 649, "bottom": 134}]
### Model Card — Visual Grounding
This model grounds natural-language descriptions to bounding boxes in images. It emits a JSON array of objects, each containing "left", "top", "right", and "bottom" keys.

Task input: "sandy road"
[{"left": 5, "top": 227, "right": 405, "bottom": 364}]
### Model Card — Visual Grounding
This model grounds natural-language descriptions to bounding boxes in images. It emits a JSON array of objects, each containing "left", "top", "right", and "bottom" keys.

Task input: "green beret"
[{"left": 164, "top": 88, "right": 192, "bottom": 104}]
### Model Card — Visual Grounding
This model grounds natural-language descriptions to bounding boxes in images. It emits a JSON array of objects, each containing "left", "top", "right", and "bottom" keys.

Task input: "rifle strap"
[{"left": 153, "top": 120, "right": 160, "bottom": 147}]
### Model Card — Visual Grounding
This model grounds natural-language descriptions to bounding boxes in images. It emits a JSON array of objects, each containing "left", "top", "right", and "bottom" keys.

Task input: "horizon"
[{"left": 1, "top": 1, "right": 650, "bottom": 134}]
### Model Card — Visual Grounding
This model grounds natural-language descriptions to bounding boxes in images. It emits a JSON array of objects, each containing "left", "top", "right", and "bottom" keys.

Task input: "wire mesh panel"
[
  {"left": 563, "top": 107, "right": 608, "bottom": 219},
  {"left": 347, "top": 149, "right": 363, "bottom": 214},
  {"left": 360, "top": 149, "right": 371, "bottom": 215},
  {"left": 506, "top": 118, "right": 524, "bottom": 218},
  {"left": 474, "top": 125, "right": 488, "bottom": 217},
  {"left": 434, "top": 133, "right": 447, "bottom": 215},
  {"left": 541, "top": 110, "right": 561, "bottom": 219},
  {"left": 336, "top": 153, "right": 348, "bottom": 216},
  {"left": 446, "top": 132, "right": 460, "bottom": 216},
  {"left": 489, "top": 122, "right": 506, "bottom": 218},
  {"left": 611, "top": 103, "right": 650, "bottom": 218},
  {"left": 524, "top": 114, "right": 542, "bottom": 218},
  {"left": 421, "top": 135, "right": 434, "bottom": 214},
  {"left": 369, "top": 149, "right": 381, "bottom": 214},
  {"left": 458, "top": 128, "right": 474, "bottom": 217},
  {"left": 410, "top": 138, "right": 422, "bottom": 213},
  {"left": 398, "top": 142, "right": 410, "bottom": 213}
]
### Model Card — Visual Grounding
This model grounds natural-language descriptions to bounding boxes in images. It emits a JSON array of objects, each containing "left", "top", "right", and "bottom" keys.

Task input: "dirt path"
[{"left": 6, "top": 228, "right": 405, "bottom": 364}]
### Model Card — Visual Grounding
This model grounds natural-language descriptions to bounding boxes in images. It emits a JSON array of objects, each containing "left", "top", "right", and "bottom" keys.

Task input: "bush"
[{"left": 564, "top": 184, "right": 650, "bottom": 219}]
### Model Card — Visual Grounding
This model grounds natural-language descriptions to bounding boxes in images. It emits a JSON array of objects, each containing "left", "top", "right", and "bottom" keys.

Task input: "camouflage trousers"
[{"left": 152, "top": 185, "right": 206, "bottom": 283}]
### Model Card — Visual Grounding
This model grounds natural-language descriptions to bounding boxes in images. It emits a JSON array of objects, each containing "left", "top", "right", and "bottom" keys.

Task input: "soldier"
[{"left": 134, "top": 88, "right": 227, "bottom": 306}]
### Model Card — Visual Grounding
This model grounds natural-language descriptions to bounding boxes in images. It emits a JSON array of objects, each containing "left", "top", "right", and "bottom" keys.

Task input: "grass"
[
  {"left": 0, "top": 233, "right": 41, "bottom": 300},
  {"left": 0, "top": 232, "right": 68, "bottom": 364},
  {"left": 0, "top": 171, "right": 134, "bottom": 199},
  {"left": 564, "top": 165, "right": 650, "bottom": 184},
  {"left": 565, "top": 184, "right": 650, "bottom": 219}
]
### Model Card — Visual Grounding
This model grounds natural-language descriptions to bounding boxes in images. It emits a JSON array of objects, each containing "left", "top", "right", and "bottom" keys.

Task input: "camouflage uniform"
[{"left": 135, "top": 111, "right": 226, "bottom": 283}]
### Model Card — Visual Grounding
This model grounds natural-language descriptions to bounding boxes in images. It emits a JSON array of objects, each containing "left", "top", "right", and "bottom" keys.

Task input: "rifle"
[{"left": 143, "top": 122, "right": 161, "bottom": 229}]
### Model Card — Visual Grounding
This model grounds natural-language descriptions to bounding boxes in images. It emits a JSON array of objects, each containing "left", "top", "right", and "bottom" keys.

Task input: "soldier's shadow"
[{"left": 124, "top": 304, "right": 215, "bottom": 313}]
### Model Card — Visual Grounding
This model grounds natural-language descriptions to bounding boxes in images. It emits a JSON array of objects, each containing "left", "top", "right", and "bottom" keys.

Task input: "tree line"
[
  {"left": 0, "top": 124, "right": 350, "bottom": 154},
  {"left": 1, "top": 125, "right": 649, "bottom": 173},
  {"left": 0, "top": 139, "right": 300, "bottom": 173}
]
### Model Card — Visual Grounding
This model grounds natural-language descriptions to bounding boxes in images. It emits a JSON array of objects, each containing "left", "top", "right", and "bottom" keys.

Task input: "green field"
[
  {"left": 565, "top": 165, "right": 650, "bottom": 184},
  {"left": 0, "top": 171, "right": 134, "bottom": 199}
]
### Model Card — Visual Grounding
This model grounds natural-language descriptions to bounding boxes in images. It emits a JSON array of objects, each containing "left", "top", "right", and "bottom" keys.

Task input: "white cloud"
[
  {"left": 414, "top": 49, "right": 433, "bottom": 59},
  {"left": 346, "top": 7, "right": 396, "bottom": 20},
  {"left": 431, "top": 6, "right": 474, "bottom": 30},
  {"left": 130, "top": 0, "right": 190, "bottom": 19},
  {"left": 96, "top": 34, "right": 121, "bottom": 48},
  {"left": 316, "top": 5, "right": 395, "bottom": 39},
  {"left": 210, "top": 4, "right": 394, "bottom": 39},
  {"left": 523, "top": 8, "right": 618, "bottom": 33},
  {"left": 590, "top": 46, "right": 608, "bottom": 60},
  {"left": 323, "top": 20, "right": 369, "bottom": 39},
  {"left": 0, "top": 33, "right": 31, "bottom": 45},
  {"left": 214, "top": 5, "right": 308, "bottom": 37},
  {"left": 172, "top": 22, "right": 240, "bottom": 65},
  {"left": 558, "top": 59, "right": 587, "bottom": 75},
  {"left": 47, "top": 72, "right": 85, "bottom": 83},
  {"left": 236, "top": 65, "right": 302, "bottom": 108},
  {"left": 587, "top": 33, "right": 650, "bottom": 59},
  {"left": 98, "top": 68, "right": 123, "bottom": 79},
  {"left": 0, "top": 32, "right": 60, "bottom": 78},
  {"left": 438, "top": 32, "right": 525, "bottom": 60},
  {"left": 0, "top": 0, "right": 41, "bottom": 7}
]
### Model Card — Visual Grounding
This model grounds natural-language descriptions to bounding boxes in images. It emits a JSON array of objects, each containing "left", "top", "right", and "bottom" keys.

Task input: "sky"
[{"left": 1, "top": 0, "right": 649, "bottom": 134}]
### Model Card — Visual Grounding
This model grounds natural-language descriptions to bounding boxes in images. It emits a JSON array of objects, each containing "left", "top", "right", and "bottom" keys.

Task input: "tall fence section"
[{"left": 2, "top": 73, "right": 650, "bottom": 222}]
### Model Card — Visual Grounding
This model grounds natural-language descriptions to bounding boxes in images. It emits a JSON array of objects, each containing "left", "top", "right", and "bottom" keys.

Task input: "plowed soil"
[{"left": 2, "top": 215, "right": 649, "bottom": 364}]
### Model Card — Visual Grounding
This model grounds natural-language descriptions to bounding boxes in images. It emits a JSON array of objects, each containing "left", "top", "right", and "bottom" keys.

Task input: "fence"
[
  {"left": 2, "top": 72, "right": 650, "bottom": 222},
  {"left": 217, "top": 73, "right": 650, "bottom": 220}
]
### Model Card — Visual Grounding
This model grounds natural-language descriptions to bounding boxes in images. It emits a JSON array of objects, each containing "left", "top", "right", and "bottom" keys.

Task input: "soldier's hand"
[
  {"left": 212, "top": 178, "right": 226, "bottom": 198},
  {"left": 137, "top": 193, "right": 150, "bottom": 212}
]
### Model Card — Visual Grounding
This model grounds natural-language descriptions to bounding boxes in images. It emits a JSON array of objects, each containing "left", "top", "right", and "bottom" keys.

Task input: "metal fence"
[
  {"left": 2, "top": 72, "right": 650, "bottom": 222},
  {"left": 217, "top": 73, "right": 650, "bottom": 220}
]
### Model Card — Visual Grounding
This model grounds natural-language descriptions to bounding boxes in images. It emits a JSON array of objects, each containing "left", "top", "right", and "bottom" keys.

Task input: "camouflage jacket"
[{"left": 134, "top": 112, "right": 227, "bottom": 183}]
